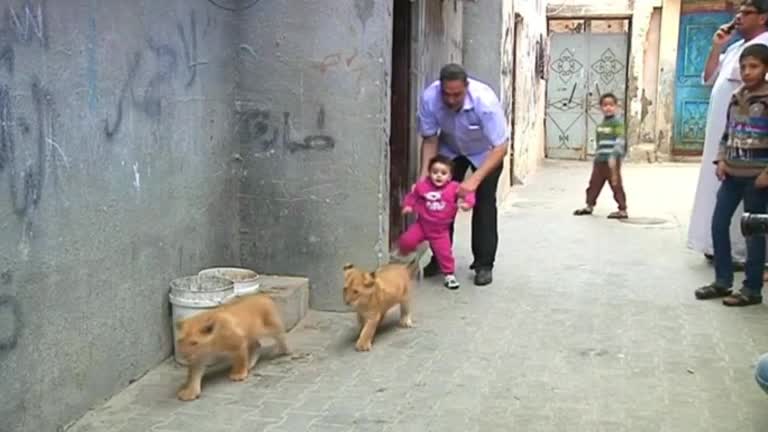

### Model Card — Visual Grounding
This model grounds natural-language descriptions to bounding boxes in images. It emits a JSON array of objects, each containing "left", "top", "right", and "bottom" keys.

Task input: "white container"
[
  {"left": 169, "top": 274, "right": 234, "bottom": 365},
  {"left": 198, "top": 267, "right": 260, "bottom": 298}
]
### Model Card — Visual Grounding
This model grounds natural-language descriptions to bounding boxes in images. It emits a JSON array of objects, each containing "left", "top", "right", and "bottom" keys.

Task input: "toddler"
[{"left": 398, "top": 155, "right": 475, "bottom": 290}]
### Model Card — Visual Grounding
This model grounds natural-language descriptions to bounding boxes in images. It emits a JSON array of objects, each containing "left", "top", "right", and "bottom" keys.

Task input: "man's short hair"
[
  {"left": 740, "top": 43, "right": 768, "bottom": 65},
  {"left": 742, "top": 0, "right": 768, "bottom": 26},
  {"left": 439, "top": 64, "right": 468, "bottom": 83},
  {"left": 742, "top": 0, "right": 768, "bottom": 14}
]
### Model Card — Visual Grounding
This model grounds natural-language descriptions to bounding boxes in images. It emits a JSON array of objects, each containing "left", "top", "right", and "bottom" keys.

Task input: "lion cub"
[
  {"left": 343, "top": 263, "right": 413, "bottom": 352},
  {"left": 174, "top": 294, "right": 289, "bottom": 401}
]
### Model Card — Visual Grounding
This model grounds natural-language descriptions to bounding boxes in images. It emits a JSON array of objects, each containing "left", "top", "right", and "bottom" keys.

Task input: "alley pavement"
[{"left": 68, "top": 161, "right": 768, "bottom": 432}]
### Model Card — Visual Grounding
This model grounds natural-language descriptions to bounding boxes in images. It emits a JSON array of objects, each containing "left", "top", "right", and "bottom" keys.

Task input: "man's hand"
[
  {"left": 401, "top": 206, "right": 413, "bottom": 215},
  {"left": 458, "top": 200, "right": 471, "bottom": 211},
  {"left": 756, "top": 172, "right": 768, "bottom": 189},
  {"left": 716, "top": 161, "right": 728, "bottom": 181},
  {"left": 459, "top": 176, "right": 481, "bottom": 197},
  {"left": 713, "top": 22, "right": 734, "bottom": 47}
]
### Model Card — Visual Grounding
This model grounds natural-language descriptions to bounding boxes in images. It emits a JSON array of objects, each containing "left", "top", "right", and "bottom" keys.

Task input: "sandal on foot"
[
  {"left": 723, "top": 292, "right": 763, "bottom": 307},
  {"left": 573, "top": 207, "right": 593, "bottom": 216},
  {"left": 607, "top": 211, "right": 628, "bottom": 219},
  {"left": 444, "top": 275, "right": 460, "bottom": 290},
  {"left": 695, "top": 283, "right": 732, "bottom": 300}
]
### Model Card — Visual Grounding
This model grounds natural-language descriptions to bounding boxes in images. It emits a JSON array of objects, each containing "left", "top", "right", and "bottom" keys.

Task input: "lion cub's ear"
[
  {"left": 343, "top": 263, "right": 354, "bottom": 271},
  {"left": 362, "top": 271, "right": 376, "bottom": 287},
  {"left": 200, "top": 318, "right": 216, "bottom": 335}
]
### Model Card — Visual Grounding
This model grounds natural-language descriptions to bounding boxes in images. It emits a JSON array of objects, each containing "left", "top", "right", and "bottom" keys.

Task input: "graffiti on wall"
[
  {"left": 0, "top": 1, "right": 69, "bottom": 247},
  {"left": 6, "top": 0, "right": 46, "bottom": 48},
  {"left": 236, "top": 105, "right": 335, "bottom": 156},
  {"left": 0, "top": 270, "right": 21, "bottom": 356},
  {"left": 105, "top": 10, "right": 206, "bottom": 139}
]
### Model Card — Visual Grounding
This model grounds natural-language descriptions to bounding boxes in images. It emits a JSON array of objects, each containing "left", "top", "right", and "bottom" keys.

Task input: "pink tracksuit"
[{"left": 398, "top": 178, "right": 476, "bottom": 274}]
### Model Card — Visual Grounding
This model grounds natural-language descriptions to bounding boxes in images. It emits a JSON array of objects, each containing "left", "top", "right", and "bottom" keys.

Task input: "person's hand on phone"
[{"left": 713, "top": 21, "right": 735, "bottom": 47}]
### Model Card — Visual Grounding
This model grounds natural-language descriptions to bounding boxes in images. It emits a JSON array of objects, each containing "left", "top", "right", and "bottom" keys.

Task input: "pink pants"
[{"left": 398, "top": 222, "right": 454, "bottom": 274}]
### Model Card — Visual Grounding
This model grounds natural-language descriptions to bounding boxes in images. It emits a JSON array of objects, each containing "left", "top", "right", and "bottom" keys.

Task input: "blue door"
[{"left": 673, "top": 12, "right": 740, "bottom": 155}]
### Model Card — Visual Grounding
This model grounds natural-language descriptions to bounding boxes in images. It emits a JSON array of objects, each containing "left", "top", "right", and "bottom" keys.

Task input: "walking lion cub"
[
  {"left": 343, "top": 262, "right": 413, "bottom": 352},
  {"left": 174, "top": 294, "right": 289, "bottom": 401}
]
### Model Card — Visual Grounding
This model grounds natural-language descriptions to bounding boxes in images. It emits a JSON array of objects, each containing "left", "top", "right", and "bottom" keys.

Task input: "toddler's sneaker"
[{"left": 444, "top": 274, "right": 460, "bottom": 290}]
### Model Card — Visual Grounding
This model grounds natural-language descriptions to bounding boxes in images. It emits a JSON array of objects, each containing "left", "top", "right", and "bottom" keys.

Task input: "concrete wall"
[
  {"left": 508, "top": 0, "right": 548, "bottom": 186},
  {"left": 236, "top": 0, "right": 392, "bottom": 312},
  {"left": 654, "top": 0, "right": 682, "bottom": 161},
  {"left": 418, "top": 0, "right": 464, "bottom": 86},
  {"left": 640, "top": 7, "right": 662, "bottom": 147},
  {"left": 0, "top": 1, "right": 240, "bottom": 431},
  {"left": 626, "top": 0, "right": 662, "bottom": 161},
  {"left": 463, "top": 0, "right": 547, "bottom": 197},
  {"left": 463, "top": 0, "right": 503, "bottom": 95},
  {"left": 547, "top": 0, "right": 634, "bottom": 17}
]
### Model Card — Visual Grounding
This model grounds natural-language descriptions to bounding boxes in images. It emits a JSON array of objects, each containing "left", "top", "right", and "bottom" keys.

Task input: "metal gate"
[{"left": 546, "top": 20, "right": 629, "bottom": 160}]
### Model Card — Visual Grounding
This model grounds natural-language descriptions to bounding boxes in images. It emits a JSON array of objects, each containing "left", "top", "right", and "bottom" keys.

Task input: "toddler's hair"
[
  {"left": 599, "top": 93, "right": 618, "bottom": 105},
  {"left": 428, "top": 155, "right": 454, "bottom": 173},
  {"left": 740, "top": 43, "right": 768, "bottom": 66}
]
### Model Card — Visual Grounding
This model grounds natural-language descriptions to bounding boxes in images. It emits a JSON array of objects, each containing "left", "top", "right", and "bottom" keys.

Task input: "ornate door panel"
[
  {"left": 546, "top": 26, "right": 628, "bottom": 160},
  {"left": 673, "top": 12, "right": 736, "bottom": 155},
  {"left": 585, "top": 34, "right": 628, "bottom": 156},
  {"left": 546, "top": 32, "right": 588, "bottom": 159}
]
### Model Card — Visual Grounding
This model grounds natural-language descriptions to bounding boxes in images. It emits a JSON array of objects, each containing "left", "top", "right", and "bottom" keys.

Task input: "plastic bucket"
[
  {"left": 169, "top": 274, "right": 234, "bottom": 365},
  {"left": 198, "top": 267, "right": 260, "bottom": 299}
]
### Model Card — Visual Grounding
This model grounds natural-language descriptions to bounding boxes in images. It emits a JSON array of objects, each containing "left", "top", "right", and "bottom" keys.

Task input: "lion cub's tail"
[{"left": 389, "top": 243, "right": 428, "bottom": 280}]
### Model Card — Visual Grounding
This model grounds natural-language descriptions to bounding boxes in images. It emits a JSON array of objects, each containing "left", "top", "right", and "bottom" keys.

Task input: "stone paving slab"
[{"left": 68, "top": 161, "right": 768, "bottom": 432}]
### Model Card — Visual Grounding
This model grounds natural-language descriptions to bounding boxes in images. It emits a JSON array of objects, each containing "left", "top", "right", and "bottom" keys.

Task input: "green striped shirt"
[{"left": 594, "top": 116, "right": 625, "bottom": 163}]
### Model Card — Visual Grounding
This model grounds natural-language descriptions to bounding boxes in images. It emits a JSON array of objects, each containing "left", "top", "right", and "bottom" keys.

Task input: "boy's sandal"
[
  {"left": 695, "top": 283, "right": 732, "bottom": 300},
  {"left": 722, "top": 292, "right": 763, "bottom": 307},
  {"left": 573, "top": 207, "right": 593, "bottom": 216},
  {"left": 607, "top": 211, "right": 628, "bottom": 219}
]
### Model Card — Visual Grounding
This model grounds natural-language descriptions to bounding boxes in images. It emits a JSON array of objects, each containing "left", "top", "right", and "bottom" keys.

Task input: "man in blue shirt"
[{"left": 416, "top": 64, "right": 509, "bottom": 286}]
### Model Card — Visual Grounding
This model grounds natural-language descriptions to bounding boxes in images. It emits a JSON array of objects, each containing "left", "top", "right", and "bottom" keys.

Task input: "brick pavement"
[{"left": 67, "top": 161, "right": 768, "bottom": 432}]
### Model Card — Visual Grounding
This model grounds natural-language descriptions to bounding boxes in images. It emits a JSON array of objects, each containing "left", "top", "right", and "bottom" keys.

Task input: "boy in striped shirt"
[
  {"left": 696, "top": 43, "right": 768, "bottom": 307},
  {"left": 573, "top": 93, "right": 628, "bottom": 219}
]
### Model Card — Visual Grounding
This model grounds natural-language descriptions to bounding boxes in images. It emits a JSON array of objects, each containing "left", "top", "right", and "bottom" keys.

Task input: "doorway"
[
  {"left": 389, "top": 0, "right": 413, "bottom": 248},
  {"left": 545, "top": 18, "right": 630, "bottom": 160}
]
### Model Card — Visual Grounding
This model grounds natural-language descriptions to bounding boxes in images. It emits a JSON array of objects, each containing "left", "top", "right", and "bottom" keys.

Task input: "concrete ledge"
[{"left": 257, "top": 275, "right": 310, "bottom": 332}]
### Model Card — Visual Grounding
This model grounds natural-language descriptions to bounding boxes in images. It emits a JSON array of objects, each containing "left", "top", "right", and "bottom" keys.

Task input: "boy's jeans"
[{"left": 712, "top": 175, "right": 768, "bottom": 296}]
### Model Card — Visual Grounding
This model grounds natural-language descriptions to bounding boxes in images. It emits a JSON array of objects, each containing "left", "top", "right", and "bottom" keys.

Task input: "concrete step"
[{"left": 257, "top": 275, "right": 310, "bottom": 332}]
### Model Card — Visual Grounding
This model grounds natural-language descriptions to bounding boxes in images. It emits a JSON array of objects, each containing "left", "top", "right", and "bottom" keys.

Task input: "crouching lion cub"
[
  {"left": 343, "top": 262, "right": 413, "bottom": 352},
  {"left": 174, "top": 294, "right": 289, "bottom": 401}
]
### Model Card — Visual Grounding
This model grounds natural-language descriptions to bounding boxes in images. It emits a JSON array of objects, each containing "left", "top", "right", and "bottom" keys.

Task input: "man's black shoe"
[
  {"left": 423, "top": 260, "right": 441, "bottom": 278},
  {"left": 474, "top": 268, "right": 492, "bottom": 286}
]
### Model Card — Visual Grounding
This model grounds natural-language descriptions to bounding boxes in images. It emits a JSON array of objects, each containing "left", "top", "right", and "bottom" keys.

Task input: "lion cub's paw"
[
  {"left": 399, "top": 317, "right": 414, "bottom": 328},
  {"left": 229, "top": 370, "right": 249, "bottom": 381},
  {"left": 176, "top": 386, "right": 201, "bottom": 401},
  {"left": 355, "top": 340, "right": 372, "bottom": 352}
]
